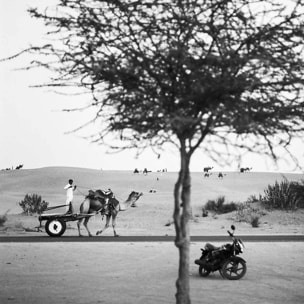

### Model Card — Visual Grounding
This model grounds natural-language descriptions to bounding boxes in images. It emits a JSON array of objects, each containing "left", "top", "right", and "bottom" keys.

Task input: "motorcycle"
[{"left": 194, "top": 225, "right": 247, "bottom": 280}]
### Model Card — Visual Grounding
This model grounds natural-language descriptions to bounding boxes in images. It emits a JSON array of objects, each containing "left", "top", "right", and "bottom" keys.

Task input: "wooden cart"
[{"left": 38, "top": 205, "right": 95, "bottom": 237}]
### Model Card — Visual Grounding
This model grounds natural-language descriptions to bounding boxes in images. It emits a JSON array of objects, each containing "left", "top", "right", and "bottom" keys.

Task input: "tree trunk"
[{"left": 174, "top": 145, "right": 192, "bottom": 304}]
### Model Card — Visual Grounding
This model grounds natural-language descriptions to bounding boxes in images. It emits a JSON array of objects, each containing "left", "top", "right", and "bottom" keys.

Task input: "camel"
[
  {"left": 203, "top": 166, "right": 213, "bottom": 173},
  {"left": 143, "top": 168, "right": 152, "bottom": 175},
  {"left": 77, "top": 190, "right": 143, "bottom": 237},
  {"left": 240, "top": 167, "right": 252, "bottom": 173}
]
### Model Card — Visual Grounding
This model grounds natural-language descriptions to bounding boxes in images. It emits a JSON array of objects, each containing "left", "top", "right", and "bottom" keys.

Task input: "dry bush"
[
  {"left": 0, "top": 210, "right": 9, "bottom": 227},
  {"left": 250, "top": 216, "right": 261, "bottom": 228},
  {"left": 204, "top": 196, "right": 238, "bottom": 214},
  {"left": 19, "top": 194, "right": 49, "bottom": 215},
  {"left": 261, "top": 179, "right": 304, "bottom": 210},
  {"left": 235, "top": 202, "right": 265, "bottom": 226}
]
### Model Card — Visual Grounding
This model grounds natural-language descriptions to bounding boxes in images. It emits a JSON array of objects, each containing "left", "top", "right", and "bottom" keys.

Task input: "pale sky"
[{"left": 1, "top": 0, "right": 303, "bottom": 173}]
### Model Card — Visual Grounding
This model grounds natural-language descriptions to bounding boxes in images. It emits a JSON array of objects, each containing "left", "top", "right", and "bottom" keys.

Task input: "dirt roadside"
[{"left": 0, "top": 242, "right": 303, "bottom": 304}]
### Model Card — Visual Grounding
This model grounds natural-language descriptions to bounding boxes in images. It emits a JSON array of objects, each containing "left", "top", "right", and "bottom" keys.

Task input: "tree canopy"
[{"left": 26, "top": 0, "right": 304, "bottom": 164}]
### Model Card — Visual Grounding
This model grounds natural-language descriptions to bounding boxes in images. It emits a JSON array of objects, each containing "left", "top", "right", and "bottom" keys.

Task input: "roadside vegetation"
[
  {"left": 0, "top": 210, "right": 9, "bottom": 227},
  {"left": 19, "top": 194, "right": 49, "bottom": 215},
  {"left": 204, "top": 196, "right": 238, "bottom": 214},
  {"left": 261, "top": 179, "right": 304, "bottom": 210},
  {"left": 201, "top": 179, "right": 304, "bottom": 228}
]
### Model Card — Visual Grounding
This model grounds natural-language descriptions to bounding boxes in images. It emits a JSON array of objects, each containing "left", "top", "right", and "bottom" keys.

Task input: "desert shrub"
[
  {"left": 201, "top": 208, "right": 208, "bottom": 217},
  {"left": 204, "top": 196, "right": 238, "bottom": 214},
  {"left": 19, "top": 194, "right": 49, "bottom": 215},
  {"left": 246, "top": 194, "right": 260, "bottom": 204},
  {"left": 236, "top": 202, "right": 251, "bottom": 223},
  {"left": 261, "top": 179, "right": 304, "bottom": 210},
  {"left": 0, "top": 211, "right": 8, "bottom": 227},
  {"left": 250, "top": 216, "right": 260, "bottom": 228},
  {"left": 205, "top": 198, "right": 219, "bottom": 211},
  {"left": 289, "top": 180, "right": 304, "bottom": 208},
  {"left": 235, "top": 202, "right": 265, "bottom": 224}
]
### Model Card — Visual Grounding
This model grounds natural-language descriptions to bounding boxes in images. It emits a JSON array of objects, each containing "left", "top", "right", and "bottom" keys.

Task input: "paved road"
[{"left": 0, "top": 235, "right": 303, "bottom": 242}]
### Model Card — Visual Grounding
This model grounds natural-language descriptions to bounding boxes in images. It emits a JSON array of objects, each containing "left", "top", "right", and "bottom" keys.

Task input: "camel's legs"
[
  {"left": 96, "top": 215, "right": 111, "bottom": 236},
  {"left": 111, "top": 215, "right": 119, "bottom": 237},
  {"left": 83, "top": 216, "right": 93, "bottom": 237},
  {"left": 77, "top": 218, "right": 84, "bottom": 237}
]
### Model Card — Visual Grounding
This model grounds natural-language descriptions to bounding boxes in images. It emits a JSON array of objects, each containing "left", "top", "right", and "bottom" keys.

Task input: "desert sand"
[
  {"left": 1, "top": 242, "right": 303, "bottom": 304},
  {"left": 0, "top": 168, "right": 304, "bottom": 303}
]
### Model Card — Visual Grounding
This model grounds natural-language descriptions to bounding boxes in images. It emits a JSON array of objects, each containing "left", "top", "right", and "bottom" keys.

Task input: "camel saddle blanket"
[{"left": 86, "top": 189, "right": 113, "bottom": 201}]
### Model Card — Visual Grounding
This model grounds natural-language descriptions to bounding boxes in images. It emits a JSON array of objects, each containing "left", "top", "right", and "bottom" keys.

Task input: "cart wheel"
[{"left": 45, "top": 219, "right": 66, "bottom": 237}]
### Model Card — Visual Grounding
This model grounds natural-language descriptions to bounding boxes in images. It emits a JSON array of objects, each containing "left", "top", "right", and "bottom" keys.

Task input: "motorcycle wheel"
[
  {"left": 221, "top": 259, "right": 247, "bottom": 280},
  {"left": 199, "top": 265, "right": 211, "bottom": 277}
]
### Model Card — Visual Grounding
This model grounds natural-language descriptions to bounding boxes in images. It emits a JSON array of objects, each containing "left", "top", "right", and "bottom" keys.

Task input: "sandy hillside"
[{"left": 1, "top": 167, "right": 304, "bottom": 236}]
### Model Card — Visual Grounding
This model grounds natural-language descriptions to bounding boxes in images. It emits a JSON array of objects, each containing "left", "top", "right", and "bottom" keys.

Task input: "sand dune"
[
  {"left": 0, "top": 167, "right": 302, "bottom": 213},
  {"left": 1, "top": 167, "right": 303, "bottom": 236}
]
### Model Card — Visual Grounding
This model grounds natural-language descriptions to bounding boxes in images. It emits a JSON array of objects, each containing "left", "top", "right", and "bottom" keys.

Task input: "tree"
[{"left": 8, "top": 0, "right": 304, "bottom": 303}]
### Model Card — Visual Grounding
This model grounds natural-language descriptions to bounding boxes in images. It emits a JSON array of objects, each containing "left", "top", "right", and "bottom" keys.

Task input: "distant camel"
[
  {"left": 77, "top": 190, "right": 143, "bottom": 237},
  {"left": 218, "top": 172, "right": 224, "bottom": 179},
  {"left": 143, "top": 168, "right": 152, "bottom": 175},
  {"left": 133, "top": 168, "right": 139, "bottom": 174},
  {"left": 203, "top": 166, "right": 213, "bottom": 173},
  {"left": 240, "top": 167, "right": 252, "bottom": 173}
]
